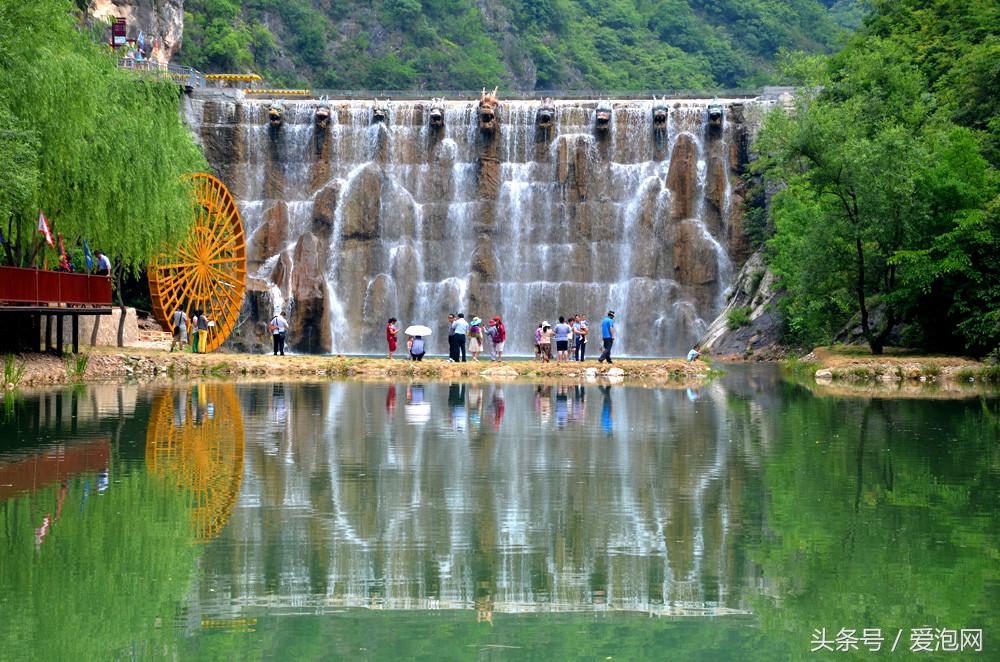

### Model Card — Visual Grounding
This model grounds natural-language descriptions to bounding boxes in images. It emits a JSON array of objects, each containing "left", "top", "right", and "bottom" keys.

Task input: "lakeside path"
[{"left": 9, "top": 348, "right": 713, "bottom": 388}]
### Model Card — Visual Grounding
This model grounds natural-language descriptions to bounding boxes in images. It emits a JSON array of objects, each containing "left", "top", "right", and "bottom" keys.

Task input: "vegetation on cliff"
[
  {"left": 176, "top": 0, "right": 861, "bottom": 91},
  {"left": 754, "top": 0, "right": 1000, "bottom": 356},
  {"left": 0, "top": 0, "right": 206, "bottom": 276}
]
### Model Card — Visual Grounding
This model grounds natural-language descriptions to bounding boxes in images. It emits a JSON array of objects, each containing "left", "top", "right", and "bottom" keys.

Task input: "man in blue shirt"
[
  {"left": 686, "top": 345, "right": 701, "bottom": 362},
  {"left": 597, "top": 310, "right": 616, "bottom": 364}
]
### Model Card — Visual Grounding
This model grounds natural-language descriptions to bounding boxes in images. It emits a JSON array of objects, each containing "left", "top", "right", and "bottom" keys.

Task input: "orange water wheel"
[
  {"left": 148, "top": 173, "right": 246, "bottom": 353},
  {"left": 145, "top": 384, "right": 245, "bottom": 541}
]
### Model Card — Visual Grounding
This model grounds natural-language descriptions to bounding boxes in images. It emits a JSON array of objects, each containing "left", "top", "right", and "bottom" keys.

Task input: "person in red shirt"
[
  {"left": 492, "top": 316, "right": 506, "bottom": 362},
  {"left": 386, "top": 317, "right": 399, "bottom": 359}
]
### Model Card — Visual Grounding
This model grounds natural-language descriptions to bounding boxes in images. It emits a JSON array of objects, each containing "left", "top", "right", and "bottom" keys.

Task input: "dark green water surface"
[{"left": 1, "top": 366, "right": 997, "bottom": 660}]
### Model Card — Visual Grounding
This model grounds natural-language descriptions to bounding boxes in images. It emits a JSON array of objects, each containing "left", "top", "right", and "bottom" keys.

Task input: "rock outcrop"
[
  {"left": 88, "top": 0, "right": 185, "bottom": 62},
  {"left": 699, "top": 250, "right": 787, "bottom": 360}
]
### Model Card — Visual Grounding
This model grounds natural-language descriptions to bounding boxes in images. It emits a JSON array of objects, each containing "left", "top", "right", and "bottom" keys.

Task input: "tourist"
[
  {"left": 190, "top": 309, "right": 201, "bottom": 353},
  {"left": 539, "top": 321, "right": 553, "bottom": 362},
  {"left": 270, "top": 311, "right": 288, "bottom": 356},
  {"left": 447, "top": 313, "right": 457, "bottom": 362},
  {"left": 534, "top": 323, "right": 543, "bottom": 362},
  {"left": 493, "top": 316, "right": 506, "bottom": 361},
  {"left": 386, "top": 317, "right": 399, "bottom": 359},
  {"left": 574, "top": 314, "right": 589, "bottom": 362},
  {"left": 408, "top": 334, "right": 426, "bottom": 361},
  {"left": 94, "top": 250, "right": 111, "bottom": 276},
  {"left": 453, "top": 313, "right": 469, "bottom": 362},
  {"left": 554, "top": 316, "right": 572, "bottom": 363},
  {"left": 597, "top": 310, "right": 616, "bottom": 364},
  {"left": 468, "top": 316, "right": 484, "bottom": 361},
  {"left": 196, "top": 310, "right": 211, "bottom": 352},
  {"left": 485, "top": 320, "right": 498, "bottom": 360},
  {"left": 170, "top": 308, "right": 188, "bottom": 352},
  {"left": 686, "top": 344, "right": 701, "bottom": 362}
]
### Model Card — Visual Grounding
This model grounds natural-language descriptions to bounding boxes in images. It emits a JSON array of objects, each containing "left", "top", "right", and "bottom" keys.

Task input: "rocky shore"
[
  {"left": 798, "top": 347, "right": 998, "bottom": 385},
  {"left": 6, "top": 348, "right": 713, "bottom": 388}
]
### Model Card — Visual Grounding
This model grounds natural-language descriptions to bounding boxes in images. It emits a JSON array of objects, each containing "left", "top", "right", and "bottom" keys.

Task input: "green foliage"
[
  {"left": 66, "top": 352, "right": 90, "bottom": 380},
  {"left": 176, "top": 0, "right": 859, "bottom": 91},
  {"left": 727, "top": 305, "right": 753, "bottom": 330},
  {"left": 756, "top": 13, "right": 1000, "bottom": 356},
  {"left": 0, "top": 471, "right": 198, "bottom": 660},
  {"left": 2, "top": 354, "right": 25, "bottom": 387},
  {"left": 0, "top": 0, "right": 206, "bottom": 276}
]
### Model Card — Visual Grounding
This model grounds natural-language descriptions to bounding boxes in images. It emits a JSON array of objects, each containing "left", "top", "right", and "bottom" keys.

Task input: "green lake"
[{"left": 1, "top": 366, "right": 997, "bottom": 660}]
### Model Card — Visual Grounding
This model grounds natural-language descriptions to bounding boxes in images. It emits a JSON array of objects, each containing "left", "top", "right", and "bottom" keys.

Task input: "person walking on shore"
[
  {"left": 468, "top": 316, "right": 484, "bottom": 361},
  {"left": 447, "top": 313, "right": 457, "bottom": 362},
  {"left": 535, "top": 323, "right": 543, "bottom": 361},
  {"left": 597, "top": 310, "right": 616, "bottom": 364},
  {"left": 492, "top": 316, "right": 506, "bottom": 362},
  {"left": 190, "top": 310, "right": 200, "bottom": 353},
  {"left": 453, "top": 313, "right": 469, "bottom": 362},
  {"left": 573, "top": 314, "right": 589, "bottom": 362},
  {"left": 386, "top": 318, "right": 399, "bottom": 359},
  {"left": 270, "top": 311, "right": 288, "bottom": 356},
  {"left": 170, "top": 308, "right": 188, "bottom": 352},
  {"left": 539, "top": 321, "right": 553, "bottom": 362},
  {"left": 554, "top": 316, "right": 572, "bottom": 363}
]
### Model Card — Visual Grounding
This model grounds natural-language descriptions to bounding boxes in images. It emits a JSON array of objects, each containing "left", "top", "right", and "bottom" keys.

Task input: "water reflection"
[
  {"left": 146, "top": 384, "right": 245, "bottom": 541},
  {"left": 0, "top": 370, "right": 997, "bottom": 659},
  {"left": 204, "top": 380, "right": 755, "bottom": 618}
]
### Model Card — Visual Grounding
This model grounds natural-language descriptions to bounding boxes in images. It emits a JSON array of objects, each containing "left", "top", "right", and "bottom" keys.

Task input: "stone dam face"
[{"left": 185, "top": 97, "right": 758, "bottom": 356}]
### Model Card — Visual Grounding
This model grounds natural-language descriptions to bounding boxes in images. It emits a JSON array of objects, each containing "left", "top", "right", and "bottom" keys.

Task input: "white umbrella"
[{"left": 404, "top": 325, "right": 433, "bottom": 336}]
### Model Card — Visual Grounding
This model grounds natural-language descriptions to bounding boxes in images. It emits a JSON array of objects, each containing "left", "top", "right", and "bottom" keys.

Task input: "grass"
[
  {"left": 782, "top": 357, "right": 819, "bottom": 378},
  {"left": 726, "top": 306, "right": 752, "bottom": 330},
  {"left": 3, "top": 354, "right": 26, "bottom": 388},
  {"left": 66, "top": 353, "right": 90, "bottom": 381}
]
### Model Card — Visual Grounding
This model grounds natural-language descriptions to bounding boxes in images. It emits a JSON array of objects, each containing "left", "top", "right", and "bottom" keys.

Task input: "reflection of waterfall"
[
  {"left": 198, "top": 382, "right": 761, "bottom": 617},
  {"left": 189, "top": 97, "right": 753, "bottom": 355}
]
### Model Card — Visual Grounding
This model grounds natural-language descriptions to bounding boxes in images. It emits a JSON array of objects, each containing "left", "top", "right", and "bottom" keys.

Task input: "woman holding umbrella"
[{"left": 405, "top": 324, "right": 432, "bottom": 361}]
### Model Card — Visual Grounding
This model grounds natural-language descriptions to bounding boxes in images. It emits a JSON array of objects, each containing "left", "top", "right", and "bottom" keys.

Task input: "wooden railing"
[{"left": 0, "top": 266, "right": 112, "bottom": 307}]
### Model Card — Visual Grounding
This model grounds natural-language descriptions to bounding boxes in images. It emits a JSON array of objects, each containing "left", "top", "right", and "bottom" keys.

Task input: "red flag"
[
  {"left": 58, "top": 233, "right": 70, "bottom": 270},
  {"left": 38, "top": 211, "right": 54, "bottom": 248}
]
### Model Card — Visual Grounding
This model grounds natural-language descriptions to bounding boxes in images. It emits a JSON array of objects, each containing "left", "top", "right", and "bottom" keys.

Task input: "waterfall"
[{"left": 189, "top": 95, "right": 755, "bottom": 356}]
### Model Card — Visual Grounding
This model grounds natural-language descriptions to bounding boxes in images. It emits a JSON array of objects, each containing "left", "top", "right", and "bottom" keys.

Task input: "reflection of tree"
[
  {"left": 752, "top": 392, "right": 1000, "bottom": 659},
  {"left": 0, "top": 473, "right": 197, "bottom": 660},
  {"left": 145, "top": 384, "right": 245, "bottom": 541}
]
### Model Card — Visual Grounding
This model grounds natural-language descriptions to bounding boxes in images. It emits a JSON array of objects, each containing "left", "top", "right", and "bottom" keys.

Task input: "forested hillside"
[
  {"left": 176, "top": 0, "right": 862, "bottom": 91},
  {"left": 754, "top": 0, "right": 1000, "bottom": 356}
]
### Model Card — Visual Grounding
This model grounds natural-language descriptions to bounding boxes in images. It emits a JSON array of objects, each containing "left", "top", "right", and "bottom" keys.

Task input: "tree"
[
  {"left": 756, "top": 41, "right": 997, "bottom": 354},
  {"left": 0, "top": 0, "right": 206, "bottom": 276}
]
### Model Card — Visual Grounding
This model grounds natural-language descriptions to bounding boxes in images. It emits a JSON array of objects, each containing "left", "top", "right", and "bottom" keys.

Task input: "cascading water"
[{"left": 188, "top": 95, "right": 755, "bottom": 356}]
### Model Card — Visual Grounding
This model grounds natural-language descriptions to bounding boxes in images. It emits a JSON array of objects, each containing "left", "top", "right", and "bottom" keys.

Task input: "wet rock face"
[{"left": 192, "top": 97, "right": 759, "bottom": 356}]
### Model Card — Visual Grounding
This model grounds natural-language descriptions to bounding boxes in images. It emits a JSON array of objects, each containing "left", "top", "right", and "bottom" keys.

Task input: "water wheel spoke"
[{"left": 149, "top": 173, "right": 245, "bottom": 354}]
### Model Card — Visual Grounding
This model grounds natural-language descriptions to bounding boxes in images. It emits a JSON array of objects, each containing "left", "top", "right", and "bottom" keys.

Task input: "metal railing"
[
  {"left": 307, "top": 88, "right": 764, "bottom": 101},
  {"left": 117, "top": 58, "right": 205, "bottom": 89}
]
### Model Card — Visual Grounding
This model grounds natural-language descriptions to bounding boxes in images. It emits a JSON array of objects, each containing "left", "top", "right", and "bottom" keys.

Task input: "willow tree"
[{"left": 0, "top": 0, "right": 205, "bottom": 275}]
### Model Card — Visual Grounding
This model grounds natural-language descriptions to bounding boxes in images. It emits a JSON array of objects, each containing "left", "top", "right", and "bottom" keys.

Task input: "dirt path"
[{"left": 6, "top": 348, "right": 713, "bottom": 388}]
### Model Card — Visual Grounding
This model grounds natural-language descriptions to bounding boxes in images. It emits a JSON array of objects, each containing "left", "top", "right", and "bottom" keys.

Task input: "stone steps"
[{"left": 138, "top": 330, "right": 172, "bottom": 342}]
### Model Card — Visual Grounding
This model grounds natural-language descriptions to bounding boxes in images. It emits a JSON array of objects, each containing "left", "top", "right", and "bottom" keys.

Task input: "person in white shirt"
[
  {"left": 452, "top": 312, "right": 469, "bottom": 362},
  {"left": 269, "top": 311, "right": 288, "bottom": 356},
  {"left": 94, "top": 250, "right": 112, "bottom": 276}
]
